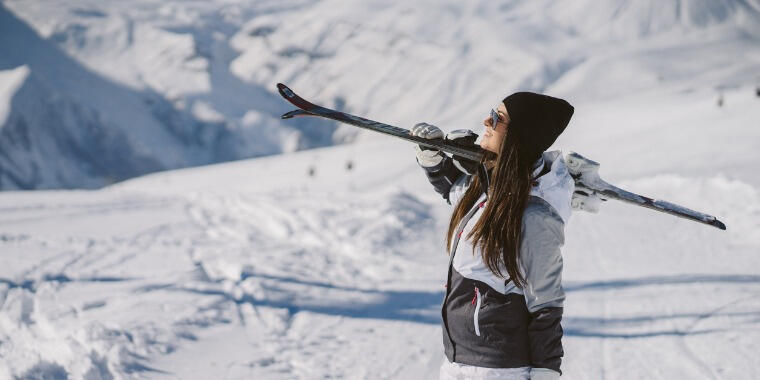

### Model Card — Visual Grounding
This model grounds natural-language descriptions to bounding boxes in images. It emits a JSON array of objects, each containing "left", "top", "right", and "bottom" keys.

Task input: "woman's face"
[{"left": 480, "top": 102, "right": 509, "bottom": 154}]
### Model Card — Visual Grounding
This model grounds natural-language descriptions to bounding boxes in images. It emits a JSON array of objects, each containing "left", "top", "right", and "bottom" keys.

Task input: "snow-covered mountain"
[
  {"left": 0, "top": 1, "right": 339, "bottom": 190},
  {"left": 1, "top": 1, "right": 760, "bottom": 379},
  {"left": 2, "top": 0, "right": 759, "bottom": 190}
]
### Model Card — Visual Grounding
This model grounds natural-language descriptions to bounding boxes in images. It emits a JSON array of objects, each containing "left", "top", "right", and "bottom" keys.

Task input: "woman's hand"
[
  {"left": 411, "top": 123, "right": 480, "bottom": 173},
  {"left": 411, "top": 122, "right": 445, "bottom": 168},
  {"left": 446, "top": 129, "right": 479, "bottom": 175},
  {"left": 411, "top": 122, "right": 444, "bottom": 139}
]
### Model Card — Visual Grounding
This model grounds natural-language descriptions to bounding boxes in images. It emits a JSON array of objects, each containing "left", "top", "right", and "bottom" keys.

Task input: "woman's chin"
[{"left": 480, "top": 141, "right": 497, "bottom": 154}]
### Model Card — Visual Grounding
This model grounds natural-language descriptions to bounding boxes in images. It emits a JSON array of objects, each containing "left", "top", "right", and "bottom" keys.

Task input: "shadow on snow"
[
  {"left": 136, "top": 271, "right": 760, "bottom": 340},
  {"left": 564, "top": 274, "right": 760, "bottom": 292}
]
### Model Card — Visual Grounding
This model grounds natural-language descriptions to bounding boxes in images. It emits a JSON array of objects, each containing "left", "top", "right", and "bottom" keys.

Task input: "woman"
[{"left": 411, "top": 92, "right": 575, "bottom": 380}]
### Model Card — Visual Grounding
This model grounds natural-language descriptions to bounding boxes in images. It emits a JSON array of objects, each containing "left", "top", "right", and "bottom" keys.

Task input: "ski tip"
[
  {"left": 711, "top": 219, "right": 727, "bottom": 230},
  {"left": 281, "top": 110, "right": 299, "bottom": 119},
  {"left": 281, "top": 109, "right": 314, "bottom": 119},
  {"left": 276, "top": 83, "right": 294, "bottom": 99}
]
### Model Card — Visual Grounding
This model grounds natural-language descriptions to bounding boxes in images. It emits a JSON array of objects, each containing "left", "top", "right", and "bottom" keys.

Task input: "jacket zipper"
[
  {"left": 473, "top": 286, "right": 482, "bottom": 336},
  {"left": 443, "top": 195, "right": 487, "bottom": 359}
]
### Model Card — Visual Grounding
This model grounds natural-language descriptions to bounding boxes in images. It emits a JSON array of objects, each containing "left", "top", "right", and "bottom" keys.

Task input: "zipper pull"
[{"left": 471, "top": 286, "right": 480, "bottom": 305}]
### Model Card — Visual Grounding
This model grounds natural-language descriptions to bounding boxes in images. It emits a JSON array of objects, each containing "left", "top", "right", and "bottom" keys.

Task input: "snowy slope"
[
  {"left": 1, "top": 83, "right": 759, "bottom": 378},
  {"left": 2, "top": 0, "right": 760, "bottom": 379}
]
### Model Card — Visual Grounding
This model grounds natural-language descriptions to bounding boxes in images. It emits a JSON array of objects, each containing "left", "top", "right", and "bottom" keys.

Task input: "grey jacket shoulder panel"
[{"left": 520, "top": 196, "right": 566, "bottom": 313}]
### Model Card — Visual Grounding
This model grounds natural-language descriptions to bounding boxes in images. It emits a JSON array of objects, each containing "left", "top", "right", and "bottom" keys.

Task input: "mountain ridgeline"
[{"left": 1, "top": 0, "right": 758, "bottom": 190}]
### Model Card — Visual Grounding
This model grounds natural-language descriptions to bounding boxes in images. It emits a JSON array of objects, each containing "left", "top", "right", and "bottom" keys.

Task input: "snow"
[
  {"left": 1, "top": 0, "right": 760, "bottom": 379},
  {"left": 0, "top": 65, "right": 29, "bottom": 127},
  {"left": 0, "top": 0, "right": 340, "bottom": 190}
]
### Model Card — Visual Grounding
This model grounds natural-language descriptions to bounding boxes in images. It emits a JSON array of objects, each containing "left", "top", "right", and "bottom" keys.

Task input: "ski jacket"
[{"left": 419, "top": 150, "right": 573, "bottom": 379}]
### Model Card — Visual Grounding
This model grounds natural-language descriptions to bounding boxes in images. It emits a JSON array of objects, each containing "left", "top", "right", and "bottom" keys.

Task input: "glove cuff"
[{"left": 415, "top": 145, "right": 444, "bottom": 168}]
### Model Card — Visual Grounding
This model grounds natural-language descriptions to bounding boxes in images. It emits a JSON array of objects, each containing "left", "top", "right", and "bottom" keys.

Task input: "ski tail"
[
  {"left": 566, "top": 152, "right": 727, "bottom": 230},
  {"left": 596, "top": 182, "right": 727, "bottom": 230}
]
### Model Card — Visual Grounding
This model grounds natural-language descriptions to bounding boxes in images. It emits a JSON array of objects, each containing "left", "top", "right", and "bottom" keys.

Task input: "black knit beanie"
[{"left": 502, "top": 92, "right": 574, "bottom": 162}]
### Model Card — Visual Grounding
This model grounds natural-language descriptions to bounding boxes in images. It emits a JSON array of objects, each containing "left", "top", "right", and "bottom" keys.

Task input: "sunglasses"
[{"left": 489, "top": 109, "right": 503, "bottom": 130}]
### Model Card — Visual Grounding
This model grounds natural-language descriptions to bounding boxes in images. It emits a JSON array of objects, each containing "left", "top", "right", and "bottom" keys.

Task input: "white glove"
[
  {"left": 565, "top": 152, "right": 604, "bottom": 213},
  {"left": 571, "top": 189, "right": 602, "bottom": 213},
  {"left": 412, "top": 122, "right": 445, "bottom": 168},
  {"left": 446, "top": 129, "right": 479, "bottom": 175},
  {"left": 411, "top": 122, "right": 444, "bottom": 139}
]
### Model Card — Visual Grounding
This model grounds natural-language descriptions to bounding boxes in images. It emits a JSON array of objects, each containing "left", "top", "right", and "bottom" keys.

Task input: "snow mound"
[{"left": 0, "top": 285, "right": 169, "bottom": 379}]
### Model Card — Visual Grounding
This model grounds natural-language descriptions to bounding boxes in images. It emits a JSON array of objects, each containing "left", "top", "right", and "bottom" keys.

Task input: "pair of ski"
[{"left": 277, "top": 83, "right": 726, "bottom": 230}]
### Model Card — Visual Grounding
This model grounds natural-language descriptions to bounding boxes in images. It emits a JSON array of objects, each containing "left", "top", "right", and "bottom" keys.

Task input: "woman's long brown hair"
[{"left": 445, "top": 127, "right": 534, "bottom": 288}]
